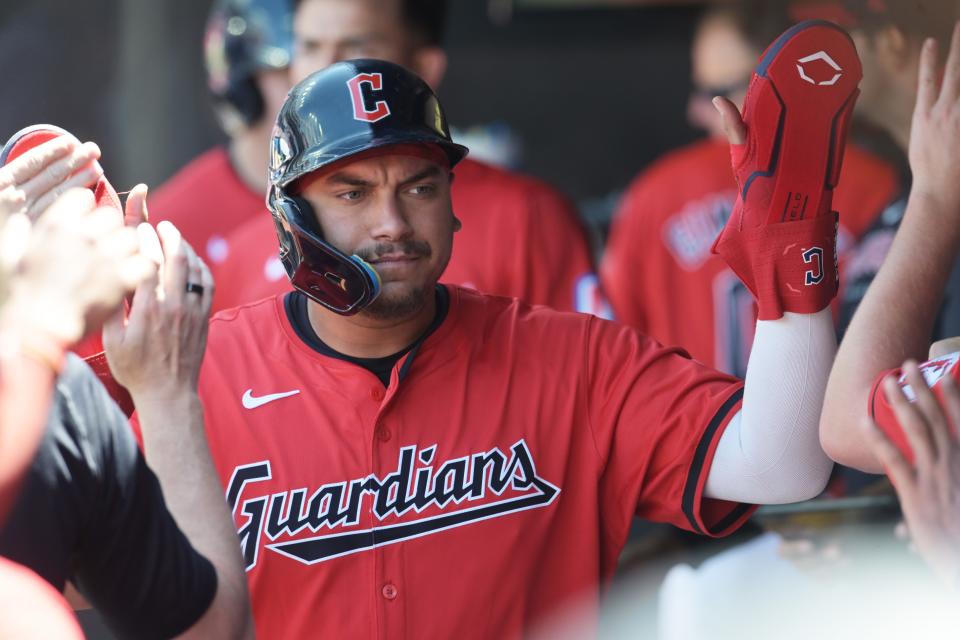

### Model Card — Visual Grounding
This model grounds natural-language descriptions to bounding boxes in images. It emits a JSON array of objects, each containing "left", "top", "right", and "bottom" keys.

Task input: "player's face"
[
  {"left": 292, "top": 0, "right": 416, "bottom": 84},
  {"left": 256, "top": 68, "right": 293, "bottom": 128},
  {"left": 849, "top": 29, "right": 887, "bottom": 125},
  {"left": 688, "top": 14, "right": 755, "bottom": 139},
  {"left": 300, "top": 154, "right": 455, "bottom": 320}
]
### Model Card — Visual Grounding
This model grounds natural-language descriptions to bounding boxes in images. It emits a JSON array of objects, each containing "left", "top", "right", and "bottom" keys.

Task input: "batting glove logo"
[
  {"left": 803, "top": 246, "right": 825, "bottom": 285},
  {"left": 796, "top": 51, "right": 842, "bottom": 86}
]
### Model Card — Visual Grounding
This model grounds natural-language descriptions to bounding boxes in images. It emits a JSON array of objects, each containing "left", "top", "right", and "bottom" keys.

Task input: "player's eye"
[
  {"left": 338, "top": 189, "right": 364, "bottom": 202},
  {"left": 406, "top": 184, "right": 436, "bottom": 197}
]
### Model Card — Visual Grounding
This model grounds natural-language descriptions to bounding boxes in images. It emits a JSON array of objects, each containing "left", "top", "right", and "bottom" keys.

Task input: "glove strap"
[{"left": 714, "top": 212, "right": 838, "bottom": 321}]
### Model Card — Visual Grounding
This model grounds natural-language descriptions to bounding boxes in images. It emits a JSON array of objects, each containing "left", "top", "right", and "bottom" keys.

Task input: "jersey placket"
[{"left": 368, "top": 363, "right": 411, "bottom": 639}]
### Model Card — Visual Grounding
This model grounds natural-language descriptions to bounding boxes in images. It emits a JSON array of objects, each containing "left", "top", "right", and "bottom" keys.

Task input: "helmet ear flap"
[
  {"left": 267, "top": 188, "right": 380, "bottom": 315},
  {"left": 218, "top": 75, "right": 265, "bottom": 129}
]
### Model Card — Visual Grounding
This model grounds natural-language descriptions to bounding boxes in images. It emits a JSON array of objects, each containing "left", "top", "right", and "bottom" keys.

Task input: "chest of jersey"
[
  {"left": 199, "top": 291, "right": 748, "bottom": 638},
  {"left": 200, "top": 316, "right": 601, "bottom": 638}
]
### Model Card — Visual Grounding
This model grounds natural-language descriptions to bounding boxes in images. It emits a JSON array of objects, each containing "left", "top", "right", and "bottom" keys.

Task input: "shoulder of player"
[
  {"left": 450, "top": 285, "right": 594, "bottom": 342},
  {"left": 621, "top": 139, "right": 728, "bottom": 196},
  {"left": 837, "top": 143, "right": 899, "bottom": 192},
  {"left": 455, "top": 158, "right": 575, "bottom": 213},
  {"left": 206, "top": 295, "right": 286, "bottom": 347},
  {"left": 149, "top": 147, "right": 240, "bottom": 213},
  {"left": 221, "top": 212, "right": 275, "bottom": 248}
]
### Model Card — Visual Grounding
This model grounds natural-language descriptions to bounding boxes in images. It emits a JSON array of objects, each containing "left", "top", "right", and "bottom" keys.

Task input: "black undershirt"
[
  {"left": 0, "top": 355, "right": 217, "bottom": 640},
  {"left": 284, "top": 285, "right": 450, "bottom": 386}
]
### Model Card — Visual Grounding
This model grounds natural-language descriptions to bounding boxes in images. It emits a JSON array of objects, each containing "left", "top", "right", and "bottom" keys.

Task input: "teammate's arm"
[
  {"left": 104, "top": 217, "right": 252, "bottom": 639},
  {"left": 821, "top": 30, "right": 960, "bottom": 473},
  {"left": 863, "top": 361, "right": 960, "bottom": 586},
  {"left": 1, "top": 186, "right": 150, "bottom": 521}
]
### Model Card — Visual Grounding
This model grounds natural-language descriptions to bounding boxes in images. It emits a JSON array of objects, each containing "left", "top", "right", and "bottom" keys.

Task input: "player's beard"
[
  {"left": 355, "top": 239, "right": 438, "bottom": 321},
  {"left": 362, "top": 281, "right": 434, "bottom": 320}
]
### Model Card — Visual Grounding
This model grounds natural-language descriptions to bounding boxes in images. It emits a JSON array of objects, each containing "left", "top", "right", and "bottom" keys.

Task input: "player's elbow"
[
  {"left": 818, "top": 406, "right": 883, "bottom": 473},
  {"left": 772, "top": 460, "right": 833, "bottom": 504},
  {"left": 177, "top": 573, "right": 254, "bottom": 640}
]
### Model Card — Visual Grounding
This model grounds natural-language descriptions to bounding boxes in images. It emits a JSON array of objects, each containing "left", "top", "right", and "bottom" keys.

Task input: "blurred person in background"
[
  {"left": 0, "top": 137, "right": 253, "bottom": 638},
  {"left": 212, "top": 0, "right": 602, "bottom": 314},
  {"left": 601, "top": 0, "right": 897, "bottom": 378},
  {"left": 827, "top": 0, "right": 960, "bottom": 336},
  {"left": 149, "top": 0, "right": 294, "bottom": 281},
  {"left": 820, "top": 0, "right": 960, "bottom": 472}
]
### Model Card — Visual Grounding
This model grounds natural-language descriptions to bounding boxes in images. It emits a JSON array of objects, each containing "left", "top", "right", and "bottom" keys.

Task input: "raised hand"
[
  {"left": 103, "top": 221, "right": 214, "bottom": 398},
  {"left": 6, "top": 188, "right": 152, "bottom": 345},
  {"left": 0, "top": 135, "right": 102, "bottom": 223},
  {"left": 908, "top": 24, "right": 960, "bottom": 215}
]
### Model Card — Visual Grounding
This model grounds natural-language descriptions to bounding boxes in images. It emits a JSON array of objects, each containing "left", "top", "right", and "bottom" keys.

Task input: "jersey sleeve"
[
  {"left": 33, "top": 356, "right": 216, "bottom": 639},
  {"left": 584, "top": 317, "right": 755, "bottom": 542}
]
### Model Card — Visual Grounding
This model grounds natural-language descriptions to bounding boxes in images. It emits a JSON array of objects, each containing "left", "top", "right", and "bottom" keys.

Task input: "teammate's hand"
[
  {"left": 712, "top": 96, "right": 747, "bottom": 145},
  {"left": 123, "top": 183, "right": 149, "bottom": 228},
  {"left": 0, "top": 135, "right": 102, "bottom": 223},
  {"left": 862, "top": 360, "right": 960, "bottom": 587},
  {"left": 908, "top": 23, "right": 960, "bottom": 216},
  {"left": 103, "top": 221, "right": 214, "bottom": 400},
  {"left": 4, "top": 188, "right": 152, "bottom": 344}
]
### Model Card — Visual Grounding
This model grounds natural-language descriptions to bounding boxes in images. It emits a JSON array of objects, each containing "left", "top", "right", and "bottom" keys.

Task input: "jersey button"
[
  {"left": 370, "top": 387, "right": 384, "bottom": 401},
  {"left": 377, "top": 427, "right": 391, "bottom": 442},
  {"left": 382, "top": 583, "right": 398, "bottom": 600}
]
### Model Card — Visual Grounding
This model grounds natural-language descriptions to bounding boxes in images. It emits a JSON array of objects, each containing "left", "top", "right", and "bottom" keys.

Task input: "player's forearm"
[
  {"left": 705, "top": 309, "right": 836, "bottom": 503},
  {"left": 821, "top": 191, "right": 960, "bottom": 472},
  {"left": 134, "top": 391, "right": 253, "bottom": 640}
]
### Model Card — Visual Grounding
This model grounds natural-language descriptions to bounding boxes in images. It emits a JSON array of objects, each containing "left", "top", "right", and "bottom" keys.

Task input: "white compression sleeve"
[{"left": 704, "top": 308, "right": 836, "bottom": 504}]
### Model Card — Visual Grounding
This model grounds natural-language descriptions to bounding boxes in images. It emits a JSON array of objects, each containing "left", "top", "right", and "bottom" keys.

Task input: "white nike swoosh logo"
[{"left": 242, "top": 389, "right": 300, "bottom": 409}]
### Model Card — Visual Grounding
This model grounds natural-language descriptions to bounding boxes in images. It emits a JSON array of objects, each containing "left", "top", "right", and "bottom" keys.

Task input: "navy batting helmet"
[
  {"left": 267, "top": 59, "right": 468, "bottom": 315},
  {"left": 204, "top": 0, "right": 294, "bottom": 130}
]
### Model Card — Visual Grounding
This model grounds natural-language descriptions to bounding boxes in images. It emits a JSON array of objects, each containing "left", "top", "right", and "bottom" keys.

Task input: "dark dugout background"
[{"left": 0, "top": 0, "right": 706, "bottom": 243}]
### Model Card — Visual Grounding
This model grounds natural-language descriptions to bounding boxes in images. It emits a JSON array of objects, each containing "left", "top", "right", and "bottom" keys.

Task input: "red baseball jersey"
[
  {"left": 149, "top": 146, "right": 267, "bottom": 277},
  {"left": 601, "top": 138, "right": 898, "bottom": 376},
  {"left": 210, "top": 158, "right": 604, "bottom": 314},
  {"left": 196, "top": 286, "right": 751, "bottom": 638}
]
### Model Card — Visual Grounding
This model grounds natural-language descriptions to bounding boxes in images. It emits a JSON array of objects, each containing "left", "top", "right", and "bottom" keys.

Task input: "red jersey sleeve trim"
[
  {"left": 867, "top": 368, "right": 895, "bottom": 422},
  {"left": 680, "top": 386, "right": 757, "bottom": 537}
]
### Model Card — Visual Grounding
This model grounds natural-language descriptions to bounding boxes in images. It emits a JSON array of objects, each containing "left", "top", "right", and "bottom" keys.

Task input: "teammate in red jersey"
[
  {"left": 148, "top": 0, "right": 293, "bottom": 277},
  {"left": 176, "top": 21, "right": 860, "bottom": 630},
  {"left": 602, "top": 1, "right": 897, "bottom": 376},
  {"left": 211, "top": 0, "right": 599, "bottom": 314}
]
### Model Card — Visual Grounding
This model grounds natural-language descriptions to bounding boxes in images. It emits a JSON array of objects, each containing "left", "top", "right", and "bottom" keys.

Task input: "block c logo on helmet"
[{"left": 347, "top": 72, "right": 391, "bottom": 123}]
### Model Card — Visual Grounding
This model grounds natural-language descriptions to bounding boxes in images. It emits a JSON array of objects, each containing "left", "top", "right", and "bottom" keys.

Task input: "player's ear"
[
  {"left": 452, "top": 214, "right": 462, "bottom": 232},
  {"left": 874, "top": 25, "right": 912, "bottom": 73},
  {"left": 413, "top": 46, "right": 447, "bottom": 90}
]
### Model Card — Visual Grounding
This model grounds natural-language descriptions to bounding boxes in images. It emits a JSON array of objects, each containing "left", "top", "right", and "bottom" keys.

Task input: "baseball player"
[
  {"left": 821, "top": 20, "right": 960, "bottom": 586},
  {"left": 148, "top": 0, "right": 294, "bottom": 274},
  {"left": 601, "top": 0, "right": 898, "bottom": 377},
  {"left": 176, "top": 16, "right": 859, "bottom": 632},
  {"left": 210, "top": 0, "right": 601, "bottom": 315}
]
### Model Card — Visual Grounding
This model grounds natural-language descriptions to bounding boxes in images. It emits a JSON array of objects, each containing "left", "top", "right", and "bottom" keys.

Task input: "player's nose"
[{"left": 368, "top": 194, "right": 414, "bottom": 241}]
